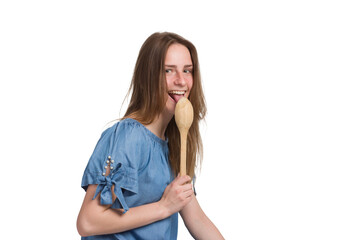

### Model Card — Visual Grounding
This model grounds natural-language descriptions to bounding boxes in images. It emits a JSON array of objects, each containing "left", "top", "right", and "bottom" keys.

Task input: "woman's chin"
[{"left": 164, "top": 99, "right": 176, "bottom": 116}]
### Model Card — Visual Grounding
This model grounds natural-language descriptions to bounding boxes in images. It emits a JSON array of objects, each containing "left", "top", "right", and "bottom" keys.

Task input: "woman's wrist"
[{"left": 156, "top": 200, "right": 172, "bottom": 219}]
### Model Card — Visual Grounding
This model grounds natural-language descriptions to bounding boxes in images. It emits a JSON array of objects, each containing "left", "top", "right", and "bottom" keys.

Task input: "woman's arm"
[
  {"left": 180, "top": 195, "right": 224, "bottom": 240},
  {"left": 77, "top": 175, "right": 193, "bottom": 237}
]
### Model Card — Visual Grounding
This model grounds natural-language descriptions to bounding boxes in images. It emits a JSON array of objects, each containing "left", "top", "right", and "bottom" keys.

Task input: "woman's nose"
[{"left": 174, "top": 72, "right": 186, "bottom": 85}]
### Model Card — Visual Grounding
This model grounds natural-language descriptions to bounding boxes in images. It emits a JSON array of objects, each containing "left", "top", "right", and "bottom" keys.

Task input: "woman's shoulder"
[
  {"left": 83, "top": 119, "right": 151, "bottom": 175},
  {"left": 112, "top": 118, "right": 150, "bottom": 143}
]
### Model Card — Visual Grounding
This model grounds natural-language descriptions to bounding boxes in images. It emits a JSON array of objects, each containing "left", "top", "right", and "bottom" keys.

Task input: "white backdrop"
[{"left": 1, "top": 0, "right": 359, "bottom": 239}]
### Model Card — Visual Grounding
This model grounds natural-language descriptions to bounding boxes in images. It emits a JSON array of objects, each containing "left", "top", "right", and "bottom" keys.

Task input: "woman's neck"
[{"left": 144, "top": 109, "right": 173, "bottom": 140}]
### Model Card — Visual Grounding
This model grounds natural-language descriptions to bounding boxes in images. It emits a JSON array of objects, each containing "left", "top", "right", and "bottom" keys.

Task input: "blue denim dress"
[{"left": 81, "top": 118, "right": 178, "bottom": 239}]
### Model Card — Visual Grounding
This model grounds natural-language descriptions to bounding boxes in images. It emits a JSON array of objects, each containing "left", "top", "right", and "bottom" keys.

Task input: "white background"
[{"left": 1, "top": 0, "right": 359, "bottom": 239}]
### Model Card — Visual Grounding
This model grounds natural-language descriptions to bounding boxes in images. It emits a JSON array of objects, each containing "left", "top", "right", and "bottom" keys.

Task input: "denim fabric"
[{"left": 81, "top": 118, "right": 178, "bottom": 240}]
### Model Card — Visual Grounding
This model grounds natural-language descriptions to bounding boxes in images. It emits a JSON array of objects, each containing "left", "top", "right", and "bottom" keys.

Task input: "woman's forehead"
[{"left": 165, "top": 44, "right": 192, "bottom": 65}]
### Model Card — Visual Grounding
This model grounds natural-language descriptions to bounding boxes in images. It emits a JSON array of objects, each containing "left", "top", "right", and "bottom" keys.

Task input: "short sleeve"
[{"left": 81, "top": 122, "right": 139, "bottom": 213}]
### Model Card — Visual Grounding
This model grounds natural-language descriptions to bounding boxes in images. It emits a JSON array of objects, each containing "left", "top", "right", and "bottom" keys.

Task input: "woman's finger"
[
  {"left": 181, "top": 183, "right": 193, "bottom": 192},
  {"left": 176, "top": 175, "right": 191, "bottom": 185}
]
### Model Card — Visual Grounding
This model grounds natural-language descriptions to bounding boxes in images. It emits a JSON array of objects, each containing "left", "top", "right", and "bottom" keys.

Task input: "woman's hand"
[{"left": 158, "top": 175, "right": 194, "bottom": 217}]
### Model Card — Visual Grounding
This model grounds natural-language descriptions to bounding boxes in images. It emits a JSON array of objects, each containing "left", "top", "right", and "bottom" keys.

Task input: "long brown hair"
[{"left": 122, "top": 32, "right": 206, "bottom": 178}]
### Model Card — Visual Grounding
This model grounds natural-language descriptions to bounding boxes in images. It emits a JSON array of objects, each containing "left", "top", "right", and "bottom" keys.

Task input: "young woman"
[{"left": 77, "top": 32, "right": 224, "bottom": 239}]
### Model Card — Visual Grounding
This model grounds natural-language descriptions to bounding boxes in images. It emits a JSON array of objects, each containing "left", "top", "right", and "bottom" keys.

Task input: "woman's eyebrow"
[{"left": 165, "top": 64, "right": 193, "bottom": 68}]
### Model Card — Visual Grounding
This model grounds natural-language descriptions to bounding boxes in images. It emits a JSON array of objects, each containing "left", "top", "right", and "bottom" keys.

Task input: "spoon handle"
[{"left": 180, "top": 129, "right": 188, "bottom": 176}]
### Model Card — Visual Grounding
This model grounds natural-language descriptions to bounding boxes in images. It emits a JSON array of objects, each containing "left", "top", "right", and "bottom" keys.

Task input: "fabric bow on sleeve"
[{"left": 93, "top": 163, "right": 138, "bottom": 214}]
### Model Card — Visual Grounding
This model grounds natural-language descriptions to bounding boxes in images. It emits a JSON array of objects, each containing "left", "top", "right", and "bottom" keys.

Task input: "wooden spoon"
[{"left": 175, "top": 97, "right": 194, "bottom": 176}]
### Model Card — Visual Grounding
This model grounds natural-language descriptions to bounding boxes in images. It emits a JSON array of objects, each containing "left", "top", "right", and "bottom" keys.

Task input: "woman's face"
[{"left": 164, "top": 43, "right": 194, "bottom": 115}]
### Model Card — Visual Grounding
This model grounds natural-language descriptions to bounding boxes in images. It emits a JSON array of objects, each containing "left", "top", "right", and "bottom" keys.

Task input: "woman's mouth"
[{"left": 168, "top": 90, "right": 186, "bottom": 103}]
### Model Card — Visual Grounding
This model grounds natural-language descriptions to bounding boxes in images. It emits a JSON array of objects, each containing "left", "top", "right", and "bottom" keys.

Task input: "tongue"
[{"left": 171, "top": 94, "right": 184, "bottom": 103}]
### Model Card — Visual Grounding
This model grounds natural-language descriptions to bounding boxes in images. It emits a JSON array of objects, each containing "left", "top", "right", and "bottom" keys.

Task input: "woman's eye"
[
  {"left": 184, "top": 69, "right": 192, "bottom": 74},
  {"left": 165, "top": 69, "right": 172, "bottom": 73}
]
